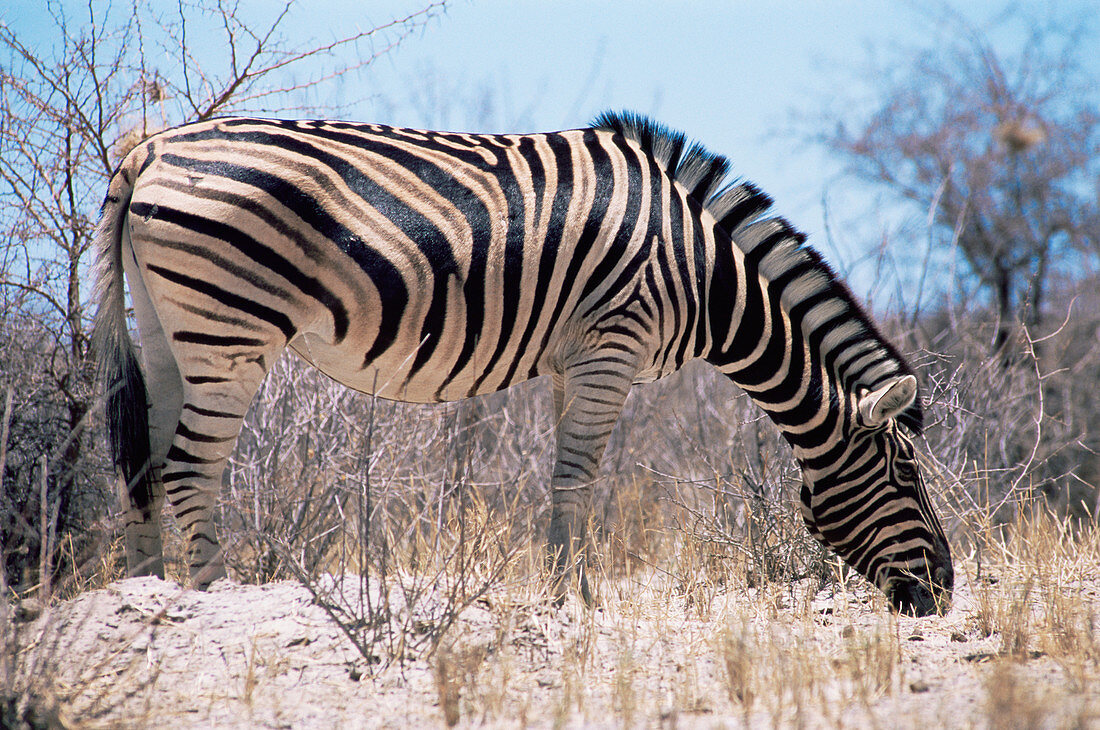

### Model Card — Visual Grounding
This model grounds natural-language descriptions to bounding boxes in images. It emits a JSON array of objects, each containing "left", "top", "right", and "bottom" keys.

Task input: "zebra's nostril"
[{"left": 888, "top": 572, "right": 952, "bottom": 617}]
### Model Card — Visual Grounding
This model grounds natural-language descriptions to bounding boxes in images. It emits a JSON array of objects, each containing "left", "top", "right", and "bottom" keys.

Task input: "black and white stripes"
[{"left": 94, "top": 112, "right": 952, "bottom": 614}]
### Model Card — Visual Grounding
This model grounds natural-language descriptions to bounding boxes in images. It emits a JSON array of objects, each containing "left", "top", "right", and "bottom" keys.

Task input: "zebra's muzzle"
[{"left": 887, "top": 562, "right": 953, "bottom": 617}]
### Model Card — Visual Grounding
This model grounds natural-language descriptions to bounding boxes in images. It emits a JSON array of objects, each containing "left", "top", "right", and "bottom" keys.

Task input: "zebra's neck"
[
  {"left": 591, "top": 112, "right": 921, "bottom": 451},
  {"left": 701, "top": 210, "right": 918, "bottom": 458}
]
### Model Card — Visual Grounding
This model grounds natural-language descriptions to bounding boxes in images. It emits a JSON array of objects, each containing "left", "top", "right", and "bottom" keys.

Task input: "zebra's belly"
[{"left": 288, "top": 331, "right": 544, "bottom": 404}]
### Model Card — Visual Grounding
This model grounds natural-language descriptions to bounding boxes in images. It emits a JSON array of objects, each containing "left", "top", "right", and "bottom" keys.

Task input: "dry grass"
[{"left": 3, "top": 471, "right": 1100, "bottom": 728}]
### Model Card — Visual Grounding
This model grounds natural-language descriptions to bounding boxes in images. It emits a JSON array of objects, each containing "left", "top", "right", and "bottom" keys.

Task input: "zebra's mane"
[{"left": 590, "top": 111, "right": 922, "bottom": 434}]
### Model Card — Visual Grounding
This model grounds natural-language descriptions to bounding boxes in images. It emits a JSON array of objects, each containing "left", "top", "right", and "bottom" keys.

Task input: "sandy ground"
[{"left": 9, "top": 567, "right": 1100, "bottom": 729}]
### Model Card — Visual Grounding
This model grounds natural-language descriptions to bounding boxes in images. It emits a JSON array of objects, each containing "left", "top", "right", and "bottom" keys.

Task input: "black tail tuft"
[{"left": 103, "top": 344, "right": 155, "bottom": 513}]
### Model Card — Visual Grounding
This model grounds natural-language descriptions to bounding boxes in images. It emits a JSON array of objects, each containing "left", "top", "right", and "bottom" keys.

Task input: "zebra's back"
[{"left": 125, "top": 117, "right": 676, "bottom": 402}]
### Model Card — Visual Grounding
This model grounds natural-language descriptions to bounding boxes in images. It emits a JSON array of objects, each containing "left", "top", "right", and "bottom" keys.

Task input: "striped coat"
[{"left": 94, "top": 112, "right": 952, "bottom": 614}]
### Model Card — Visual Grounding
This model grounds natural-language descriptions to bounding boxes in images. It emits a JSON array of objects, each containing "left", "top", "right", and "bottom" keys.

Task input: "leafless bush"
[
  {"left": 894, "top": 270, "right": 1100, "bottom": 553},
  {"left": 603, "top": 363, "right": 832, "bottom": 596},
  {"left": 212, "top": 349, "right": 834, "bottom": 660},
  {"left": 0, "top": 284, "right": 109, "bottom": 596},
  {"left": 215, "top": 353, "right": 548, "bottom": 667}
]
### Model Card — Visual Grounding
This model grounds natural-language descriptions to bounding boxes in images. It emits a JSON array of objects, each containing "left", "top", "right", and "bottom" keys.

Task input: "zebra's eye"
[{"left": 894, "top": 460, "right": 917, "bottom": 482}]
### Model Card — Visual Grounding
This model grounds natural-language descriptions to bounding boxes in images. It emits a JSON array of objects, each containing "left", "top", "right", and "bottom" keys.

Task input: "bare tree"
[
  {"left": 822, "top": 8, "right": 1100, "bottom": 354},
  {"left": 0, "top": 0, "right": 448, "bottom": 591}
]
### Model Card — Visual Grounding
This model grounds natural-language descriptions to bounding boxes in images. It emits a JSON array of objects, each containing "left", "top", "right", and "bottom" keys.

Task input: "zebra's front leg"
[{"left": 547, "top": 355, "right": 635, "bottom": 605}]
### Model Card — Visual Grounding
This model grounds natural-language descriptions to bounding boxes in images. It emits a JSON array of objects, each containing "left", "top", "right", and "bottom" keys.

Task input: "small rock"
[
  {"left": 536, "top": 670, "right": 560, "bottom": 689},
  {"left": 909, "top": 679, "right": 931, "bottom": 693},
  {"left": 964, "top": 652, "right": 995, "bottom": 663},
  {"left": 165, "top": 607, "right": 194, "bottom": 622}
]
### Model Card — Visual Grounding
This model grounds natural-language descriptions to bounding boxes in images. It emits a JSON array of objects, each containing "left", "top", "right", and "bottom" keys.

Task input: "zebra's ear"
[{"left": 858, "top": 375, "right": 917, "bottom": 428}]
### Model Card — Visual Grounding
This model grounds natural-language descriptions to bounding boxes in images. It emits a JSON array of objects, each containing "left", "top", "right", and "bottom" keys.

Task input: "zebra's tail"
[{"left": 91, "top": 165, "right": 154, "bottom": 513}]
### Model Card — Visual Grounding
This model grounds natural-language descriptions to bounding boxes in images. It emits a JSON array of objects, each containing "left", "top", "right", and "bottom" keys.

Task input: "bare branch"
[
  {"left": 818, "top": 7, "right": 1099, "bottom": 351},
  {"left": 186, "top": 1, "right": 449, "bottom": 120}
]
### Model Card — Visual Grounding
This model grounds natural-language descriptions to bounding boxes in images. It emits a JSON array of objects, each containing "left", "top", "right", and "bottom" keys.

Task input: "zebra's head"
[{"left": 798, "top": 375, "right": 953, "bottom": 616}]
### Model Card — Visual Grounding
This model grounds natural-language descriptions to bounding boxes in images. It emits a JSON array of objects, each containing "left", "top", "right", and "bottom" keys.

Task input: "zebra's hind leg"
[
  {"left": 119, "top": 244, "right": 184, "bottom": 579},
  {"left": 163, "top": 357, "right": 280, "bottom": 589},
  {"left": 119, "top": 473, "right": 167, "bottom": 580},
  {"left": 132, "top": 288, "right": 285, "bottom": 588},
  {"left": 547, "top": 352, "right": 635, "bottom": 605}
]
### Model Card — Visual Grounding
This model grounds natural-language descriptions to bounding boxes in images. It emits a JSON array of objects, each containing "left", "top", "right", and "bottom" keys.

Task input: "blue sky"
[{"left": 4, "top": 0, "right": 1097, "bottom": 301}]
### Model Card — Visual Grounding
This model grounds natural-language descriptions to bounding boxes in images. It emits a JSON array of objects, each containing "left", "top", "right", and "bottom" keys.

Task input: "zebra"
[{"left": 93, "top": 111, "right": 953, "bottom": 616}]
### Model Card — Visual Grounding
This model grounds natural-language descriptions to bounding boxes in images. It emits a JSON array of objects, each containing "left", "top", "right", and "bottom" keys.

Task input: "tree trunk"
[{"left": 993, "top": 267, "right": 1014, "bottom": 359}]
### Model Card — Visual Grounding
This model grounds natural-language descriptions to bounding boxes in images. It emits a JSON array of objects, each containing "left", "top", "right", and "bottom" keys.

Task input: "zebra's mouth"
[{"left": 887, "top": 569, "right": 953, "bottom": 617}]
